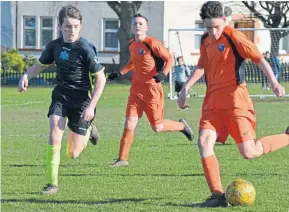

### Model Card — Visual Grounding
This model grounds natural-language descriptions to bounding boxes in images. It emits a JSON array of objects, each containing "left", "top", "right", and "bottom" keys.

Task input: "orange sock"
[
  {"left": 162, "top": 119, "right": 184, "bottom": 132},
  {"left": 259, "top": 134, "right": 289, "bottom": 154},
  {"left": 119, "top": 128, "right": 134, "bottom": 161},
  {"left": 201, "top": 155, "right": 223, "bottom": 194}
]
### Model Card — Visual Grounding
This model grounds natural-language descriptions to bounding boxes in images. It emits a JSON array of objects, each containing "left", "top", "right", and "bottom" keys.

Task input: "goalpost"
[{"left": 167, "top": 28, "right": 289, "bottom": 99}]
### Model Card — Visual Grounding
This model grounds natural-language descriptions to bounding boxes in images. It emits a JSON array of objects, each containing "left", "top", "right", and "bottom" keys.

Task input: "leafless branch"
[
  {"left": 282, "top": 2, "right": 289, "bottom": 27},
  {"left": 107, "top": 1, "right": 121, "bottom": 17},
  {"left": 133, "top": 1, "right": 142, "bottom": 11},
  {"left": 242, "top": 1, "right": 269, "bottom": 26}
]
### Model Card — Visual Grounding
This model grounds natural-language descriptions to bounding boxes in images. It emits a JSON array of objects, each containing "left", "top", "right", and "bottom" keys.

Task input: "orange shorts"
[
  {"left": 126, "top": 84, "right": 164, "bottom": 125},
  {"left": 199, "top": 108, "right": 256, "bottom": 144}
]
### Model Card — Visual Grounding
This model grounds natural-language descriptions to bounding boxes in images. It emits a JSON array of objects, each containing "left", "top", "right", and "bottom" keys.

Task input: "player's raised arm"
[
  {"left": 107, "top": 59, "right": 134, "bottom": 81},
  {"left": 120, "top": 59, "right": 134, "bottom": 75},
  {"left": 232, "top": 30, "right": 285, "bottom": 97},
  {"left": 177, "top": 41, "right": 206, "bottom": 109},
  {"left": 257, "top": 58, "right": 285, "bottom": 97},
  {"left": 18, "top": 41, "right": 55, "bottom": 93},
  {"left": 156, "top": 45, "right": 173, "bottom": 76},
  {"left": 82, "top": 69, "right": 106, "bottom": 121},
  {"left": 18, "top": 63, "right": 47, "bottom": 93},
  {"left": 177, "top": 65, "right": 204, "bottom": 109},
  {"left": 151, "top": 40, "right": 173, "bottom": 83},
  {"left": 81, "top": 47, "right": 107, "bottom": 121}
]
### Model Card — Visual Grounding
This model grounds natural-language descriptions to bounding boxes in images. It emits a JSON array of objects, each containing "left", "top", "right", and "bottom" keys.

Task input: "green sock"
[{"left": 47, "top": 145, "right": 61, "bottom": 186}]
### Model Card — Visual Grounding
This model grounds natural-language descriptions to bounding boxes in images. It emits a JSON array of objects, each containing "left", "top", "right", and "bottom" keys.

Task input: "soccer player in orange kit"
[
  {"left": 178, "top": 1, "right": 289, "bottom": 207},
  {"left": 108, "top": 14, "right": 193, "bottom": 166}
]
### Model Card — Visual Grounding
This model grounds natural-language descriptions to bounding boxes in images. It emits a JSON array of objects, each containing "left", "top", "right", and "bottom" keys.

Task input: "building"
[{"left": 1, "top": 1, "right": 288, "bottom": 65}]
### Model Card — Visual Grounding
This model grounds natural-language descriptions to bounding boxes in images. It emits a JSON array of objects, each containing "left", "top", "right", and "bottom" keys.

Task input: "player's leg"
[
  {"left": 198, "top": 110, "right": 229, "bottom": 207},
  {"left": 43, "top": 113, "right": 66, "bottom": 195},
  {"left": 66, "top": 107, "right": 96, "bottom": 158},
  {"left": 175, "top": 81, "right": 181, "bottom": 97},
  {"left": 226, "top": 109, "right": 289, "bottom": 159},
  {"left": 237, "top": 129, "right": 289, "bottom": 159},
  {"left": 110, "top": 94, "right": 143, "bottom": 167},
  {"left": 89, "top": 122, "right": 100, "bottom": 145},
  {"left": 145, "top": 84, "right": 193, "bottom": 141}
]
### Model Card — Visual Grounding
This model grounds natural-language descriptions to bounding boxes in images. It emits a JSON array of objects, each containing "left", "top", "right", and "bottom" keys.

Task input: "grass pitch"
[{"left": 1, "top": 84, "right": 289, "bottom": 212}]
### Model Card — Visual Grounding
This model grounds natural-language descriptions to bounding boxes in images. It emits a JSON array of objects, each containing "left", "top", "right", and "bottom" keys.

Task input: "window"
[
  {"left": 103, "top": 19, "right": 119, "bottom": 51},
  {"left": 234, "top": 21, "right": 255, "bottom": 42},
  {"left": 24, "top": 16, "right": 36, "bottom": 48},
  {"left": 41, "top": 17, "right": 53, "bottom": 47},
  {"left": 195, "top": 22, "right": 204, "bottom": 50}
]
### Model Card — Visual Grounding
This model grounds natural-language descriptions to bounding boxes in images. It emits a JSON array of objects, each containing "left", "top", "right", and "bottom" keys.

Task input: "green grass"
[{"left": 1, "top": 84, "right": 289, "bottom": 212}]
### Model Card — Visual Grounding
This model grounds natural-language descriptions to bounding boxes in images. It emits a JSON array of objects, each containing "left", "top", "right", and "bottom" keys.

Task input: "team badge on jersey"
[
  {"left": 139, "top": 49, "right": 145, "bottom": 55},
  {"left": 59, "top": 50, "right": 69, "bottom": 60},
  {"left": 218, "top": 43, "right": 225, "bottom": 52}
]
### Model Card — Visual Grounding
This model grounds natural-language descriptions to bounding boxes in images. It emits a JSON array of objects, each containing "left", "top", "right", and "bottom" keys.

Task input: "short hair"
[
  {"left": 133, "top": 13, "right": 148, "bottom": 23},
  {"left": 58, "top": 5, "right": 82, "bottom": 26},
  {"left": 200, "top": 1, "right": 224, "bottom": 20},
  {"left": 177, "top": 56, "right": 183, "bottom": 63}
]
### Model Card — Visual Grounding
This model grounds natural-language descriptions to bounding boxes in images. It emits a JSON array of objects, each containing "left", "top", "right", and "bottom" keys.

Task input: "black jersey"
[{"left": 39, "top": 37, "right": 104, "bottom": 91}]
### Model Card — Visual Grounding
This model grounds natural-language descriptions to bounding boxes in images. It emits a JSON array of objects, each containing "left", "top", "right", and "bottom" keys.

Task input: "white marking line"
[{"left": 1, "top": 101, "right": 46, "bottom": 108}]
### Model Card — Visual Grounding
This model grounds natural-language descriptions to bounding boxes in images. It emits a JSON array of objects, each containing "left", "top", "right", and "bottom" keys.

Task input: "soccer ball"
[{"left": 225, "top": 179, "right": 256, "bottom": 206}]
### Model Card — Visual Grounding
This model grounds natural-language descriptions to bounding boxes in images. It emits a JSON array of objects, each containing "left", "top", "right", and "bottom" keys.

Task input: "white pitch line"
[{"left": 1, "top": 101, "right": 46, "bottom": 108}]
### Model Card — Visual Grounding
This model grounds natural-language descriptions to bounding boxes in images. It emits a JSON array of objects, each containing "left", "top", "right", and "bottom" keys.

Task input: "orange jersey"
[
  {"left": 197, "top": 26, "right": 263, "bottom": 110},
  {"left": 120, "top": 36, "right": 173, "bottom": 85}
]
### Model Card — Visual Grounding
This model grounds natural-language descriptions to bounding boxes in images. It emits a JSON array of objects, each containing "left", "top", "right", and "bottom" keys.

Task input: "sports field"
[{"left": 1, "top": 84, "right": 289, "bottom": 212}]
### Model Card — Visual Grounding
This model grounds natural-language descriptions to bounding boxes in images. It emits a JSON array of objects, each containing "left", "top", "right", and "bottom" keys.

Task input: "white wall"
[
  {"left": 15, "top": 1, "right": 164, "bottom": 64},
  {"left": 163, "top": 1, "right": 204, "bottom": 65}
]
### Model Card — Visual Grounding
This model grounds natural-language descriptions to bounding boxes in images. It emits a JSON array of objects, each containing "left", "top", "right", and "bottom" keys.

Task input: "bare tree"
[
  {"left": 242, "top": 1, "right": 289, "bottom": 56},
  {"left": 107, "top": 1, "right": 142, "bottom": 78}
]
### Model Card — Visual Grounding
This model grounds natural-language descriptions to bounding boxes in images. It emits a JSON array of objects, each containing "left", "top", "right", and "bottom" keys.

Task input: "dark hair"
[
  {"left": 200, "top": 1, "right": 224, "bottom": 20},
  {"left": 177, "top": 56, "right": 183, "bottom": 63},
  {"left": 133, "top": 13, "right": 148, "bottom": 23},
  {"left": 59, "top": 5, "right": 82, "bottom": 26}
]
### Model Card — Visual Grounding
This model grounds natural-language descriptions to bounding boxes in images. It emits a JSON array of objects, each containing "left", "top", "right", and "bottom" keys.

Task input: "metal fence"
[
  {"left": 1, "top": 62, "right": 289, "bottom": 86},
  {"left": 1, "top": 64, "right": 117, "bottom": 86}
]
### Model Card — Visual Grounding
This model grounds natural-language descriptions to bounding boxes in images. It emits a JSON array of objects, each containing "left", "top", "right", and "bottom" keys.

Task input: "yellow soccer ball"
[{"left": 225, "top": 179, "right": 256, "bottom": 206}]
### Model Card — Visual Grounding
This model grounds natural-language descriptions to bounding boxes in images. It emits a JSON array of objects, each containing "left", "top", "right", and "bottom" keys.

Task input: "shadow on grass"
[
  {"left": 6, "top": 164, "right": 100, "bottom": 168},
  {"left": 1, "top": 197, "right": 159, "bottom": 205},
  {"left": 62, "top": 173, "right": 204, "bottom": 177},
  {"left": 1, "top": 197, "right": 227, "bottom": 209},
  {"left": 141, "top": 201, "right": 230, "bottom": 209}
]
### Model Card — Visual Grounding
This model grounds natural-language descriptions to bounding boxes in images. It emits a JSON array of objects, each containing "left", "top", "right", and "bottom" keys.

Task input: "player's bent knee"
[
  {"left": 239, "top": 147, "right": 256, "bottom": 159},
  {"left": 240, "top": 151, "right": 255, "bottom": 160},
  {"left": 49, "top": 134, "right": 62, "bottom": 146},
  {"left": 198, "top": 134, "right": 213, "bottom": 151},
  {"left": 237, "top": 140, "right": 259, "bottom": 160},
  {"left": 125, "top": 117, "right": 138, "bottom": 130},
  {"left": 70, "top": 151, "right": 81, "bottom": 159},
  {"left": 151, "top": 124, "right": 163, "bottom": 133}
]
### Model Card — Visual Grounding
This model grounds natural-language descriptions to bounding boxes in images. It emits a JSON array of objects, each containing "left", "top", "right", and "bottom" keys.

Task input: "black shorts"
[
  {"left": 175, "top": 81, "right": 185, "bottom": 93},
  {"left": 47, "top": 86, "right": 94, "bottom": 136}
]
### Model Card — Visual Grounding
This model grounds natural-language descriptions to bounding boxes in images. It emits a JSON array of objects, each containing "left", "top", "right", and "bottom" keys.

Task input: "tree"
[
  {"left": 242, "top": 1, "right": 289, "bottom": 56},
  {"left": 23, "top": 54, "right": 38, "bottom": 71},
  {"left": 1, "top": 49, "right": 26, "bottom": 73},
  {"left": 107, "top": 1, "right": 142, "bottom": 79}
]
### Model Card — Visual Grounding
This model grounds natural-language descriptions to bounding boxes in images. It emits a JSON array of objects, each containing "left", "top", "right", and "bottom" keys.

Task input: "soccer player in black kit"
[{"left": 18, "top": 5, "right": 107, "bottom": 194}]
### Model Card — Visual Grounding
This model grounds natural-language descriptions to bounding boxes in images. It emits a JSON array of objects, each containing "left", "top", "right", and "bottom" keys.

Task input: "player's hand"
[
  {"left": 81, "top": 105, "right": 95, "bottom": 121},
  {"left": 153, "top": 72, "right": 166, "bottom": 83},
  {"left": 18, "top": 74, "right": 29, "bottom": 93},
  {"left": 272, "top": 83, "right": 285, "bottom": 97},
  {"left": 108, "top": 72, "right": 121, "bottom": 81},
  {"left": 177, "top": 89, "right": 190, "bottom": 109}
]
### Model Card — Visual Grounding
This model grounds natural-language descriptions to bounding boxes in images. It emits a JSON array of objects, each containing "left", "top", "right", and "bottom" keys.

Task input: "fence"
[
  {"left": 1, "top": 62, "right": 289, "bottom": 86},
  {"left": 1, "top": 63, "right": 117, "bottom": 86}
]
